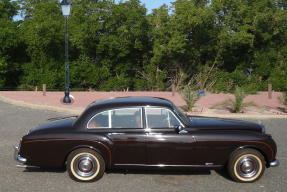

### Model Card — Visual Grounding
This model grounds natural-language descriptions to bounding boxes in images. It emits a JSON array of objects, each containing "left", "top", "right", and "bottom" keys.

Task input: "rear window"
[{"left": 87, "top": 108, "right": 142, "bottom": 129}]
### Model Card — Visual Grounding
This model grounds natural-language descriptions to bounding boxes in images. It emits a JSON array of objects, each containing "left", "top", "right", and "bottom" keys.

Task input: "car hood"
[
  {"left": 29, "top": 118, "right": 76, "bottom": 135},
  {"left": 188, "top": 116, "right": 263, "bottom": 133}
]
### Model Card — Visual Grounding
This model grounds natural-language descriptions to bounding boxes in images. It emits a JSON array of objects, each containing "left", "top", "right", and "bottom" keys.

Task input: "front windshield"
[{"left": 172, "top": 104, "right": 190, "bottom": 125}]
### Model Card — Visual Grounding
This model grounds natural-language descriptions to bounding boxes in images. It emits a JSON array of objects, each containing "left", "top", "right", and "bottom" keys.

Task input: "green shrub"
[
  {"left": 212, "top": 69, "right": 266, "bottom": 93},
  {"left": 233, "top": 87, "right": 246, "bottom": 113},
  {"left": 16, "top": 84, "right": 35, "bottom": 91},
  {"left": 230, "top": 70, "right": 249, "bottom": 87},
  {"left": 281, "top": 92, "right": 287, "bottom": 106},
  {"left": 134, "top": 64, "right": 166, "bottom": 91},
  {"left": 269, "top": 67, "right": 287, "bottom": 91},
  {"left": 100, "top": 74, "right": 131, "bottom": 91},
  {"left": 70, "top": 56, "right": 110, "bottom": 89},
  {"left": 181, "top": 85, "right": 199, "bottom": 111},
  {"left": 187, "top": 65, "right": 217, "bottom": 91},
  {"left": 212, "top": 71, "right": 234, "bottom": 93},
  {"left": 213, "top": 87, "right": 257, "bottom": 113}
]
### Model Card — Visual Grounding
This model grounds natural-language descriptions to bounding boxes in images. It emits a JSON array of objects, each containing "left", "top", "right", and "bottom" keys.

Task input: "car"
[{"left": 14, "top": 96, "right": 279, "bottom": 182}]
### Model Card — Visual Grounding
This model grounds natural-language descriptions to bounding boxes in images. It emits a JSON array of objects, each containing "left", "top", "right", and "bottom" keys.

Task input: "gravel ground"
[{"left": 0, "top": 101, "right": 286, "bottom": 192}]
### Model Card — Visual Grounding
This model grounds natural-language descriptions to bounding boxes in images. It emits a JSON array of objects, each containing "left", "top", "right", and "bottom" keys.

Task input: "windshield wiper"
[{"left": 47, "top": 115, "right": 78, "bottom": 121}]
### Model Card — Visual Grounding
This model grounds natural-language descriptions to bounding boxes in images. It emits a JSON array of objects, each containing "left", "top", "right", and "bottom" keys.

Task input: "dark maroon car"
[{"left": 14, "top": 97, "right": 279, "bottom": 182}]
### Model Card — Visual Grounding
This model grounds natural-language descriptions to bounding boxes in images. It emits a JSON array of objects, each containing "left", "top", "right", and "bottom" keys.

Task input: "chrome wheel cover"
[
  {"left": 73, "top": 155, "right": 98, "bottom": 178},
  {"left": 236, "top": 156, "right": 259, "bottom": 178}
]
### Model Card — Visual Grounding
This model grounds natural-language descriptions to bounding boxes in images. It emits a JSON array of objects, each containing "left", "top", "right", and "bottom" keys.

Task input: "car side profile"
[{"left": 14, "top": 97, "right": 279, "bottom": 182}]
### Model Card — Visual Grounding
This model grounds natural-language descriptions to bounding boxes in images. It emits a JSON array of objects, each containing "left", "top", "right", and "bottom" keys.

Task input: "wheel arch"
[
  {"left": 230, "top": 145, "right": 269, "bottom": 166},
  {"left": 64, "top": 143, "right": 111, "bottom": 168}
]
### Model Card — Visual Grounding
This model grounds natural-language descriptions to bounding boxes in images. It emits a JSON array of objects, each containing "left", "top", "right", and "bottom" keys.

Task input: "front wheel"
[
  {"left": 228, "top": 148, "right": 265, "bottom": 183},
  {"left": 66, "top": 148, "right": 105, "bottom": 182}
]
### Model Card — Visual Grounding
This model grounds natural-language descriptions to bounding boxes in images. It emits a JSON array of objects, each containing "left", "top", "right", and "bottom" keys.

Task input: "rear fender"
[{"left": 65, "top": 141, "right": 112, "bottom": 168}]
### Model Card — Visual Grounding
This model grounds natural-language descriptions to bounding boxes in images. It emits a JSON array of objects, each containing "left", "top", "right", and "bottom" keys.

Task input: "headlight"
[{"left": 257, "top": 120, "right": 266, "bottom": 133}]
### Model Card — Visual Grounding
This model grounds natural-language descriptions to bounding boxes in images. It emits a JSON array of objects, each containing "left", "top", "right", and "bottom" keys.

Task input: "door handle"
[
  {"left": 178, "top": 129, "right": 188, "bottom": 134},
  {"left": 108, "top": 133, "right": 124, "bottom": 136},
  {"left": 146, "top": 132, "right": 162, "bottom": 135}
]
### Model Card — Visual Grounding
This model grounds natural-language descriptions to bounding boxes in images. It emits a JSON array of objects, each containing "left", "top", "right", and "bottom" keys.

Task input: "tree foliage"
[
  {"left": 0, "top": 0, "right": 287, "bottom": 92},
  {"left": 0, "top": 0, "right": 22, "bottom": 87}
]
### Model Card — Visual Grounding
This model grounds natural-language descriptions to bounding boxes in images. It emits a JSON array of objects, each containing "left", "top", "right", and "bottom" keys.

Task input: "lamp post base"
[{"left": 63, "top": 92, "right": 72, "bottom": 104}]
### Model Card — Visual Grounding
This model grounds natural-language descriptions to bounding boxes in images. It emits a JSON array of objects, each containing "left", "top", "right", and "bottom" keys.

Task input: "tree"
[
  {"left": 70, "top": 0, "right": 150, "bottom": 90},
  {"left": 0, "top": 0, "right": 286, "bottom": 92},
  {"left": 149, "top": 0, "right": 219, "bottom": 90},
  {"left": 212, "top": 0, "right": 287, "bottom": 91},
  {"left": 0, "top": 0, "right": 22, "bottom": 88},
  {"left": 18, "top": 0, "right": 65, "bottom": 88}
]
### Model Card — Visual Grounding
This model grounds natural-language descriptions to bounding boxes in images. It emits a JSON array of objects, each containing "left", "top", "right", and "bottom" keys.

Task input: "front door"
[{"left": 144, "top": 107, "right": 197, "bottom": 166}]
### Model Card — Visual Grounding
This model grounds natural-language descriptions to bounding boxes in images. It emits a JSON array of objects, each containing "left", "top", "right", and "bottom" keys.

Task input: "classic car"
[{"left": 14, "top": 96, "right": 279, "bottom": 182}]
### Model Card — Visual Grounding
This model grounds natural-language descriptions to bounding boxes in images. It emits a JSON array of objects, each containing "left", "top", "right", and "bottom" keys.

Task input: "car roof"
[
  {"left": 88, "top": 96, "right": 174, "bottom": 110},
  {"left": 74, "top": 96, "right": 185, "bottom": 129}
]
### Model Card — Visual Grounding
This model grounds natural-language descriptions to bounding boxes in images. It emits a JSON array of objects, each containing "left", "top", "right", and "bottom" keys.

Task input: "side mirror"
[{"left": 176, "top": 125, "right": 188, "bottom": 134}]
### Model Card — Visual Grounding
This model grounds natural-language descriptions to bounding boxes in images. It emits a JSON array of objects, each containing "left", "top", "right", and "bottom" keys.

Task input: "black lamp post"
[{"left": 60, "top": 0, "right": 72, "bottom": 104}]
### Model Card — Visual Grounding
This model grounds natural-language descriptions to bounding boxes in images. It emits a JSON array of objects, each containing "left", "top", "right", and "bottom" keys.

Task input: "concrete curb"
[
  {"left": 0, "top": 94, "right": 286, "bottom": 119},
  {"left": 0, "top": 94, "right": 82, "bottom": 115},
  {"left": 194, "top": 113, "right": 287, "bottom": 119}
]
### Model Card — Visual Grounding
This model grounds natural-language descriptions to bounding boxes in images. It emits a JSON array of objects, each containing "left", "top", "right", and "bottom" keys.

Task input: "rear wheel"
[
  {"left": 67, "top": 148, "right": 105, "bottom": 182},
  {"left": 228, "top": 148, "right": 265, "bottom": 183}
]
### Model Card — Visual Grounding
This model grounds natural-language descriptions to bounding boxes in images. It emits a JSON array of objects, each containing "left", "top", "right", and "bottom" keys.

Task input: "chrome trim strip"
[
  {"left": 269, "top": 159, "right": 280, "bottom": 167},
  {"left": 16, "top": 165, "right": 28, "bottom": 168},
  {"left": 108, "top": 110, "right": 112, "bottom": 128},
  {"left": 114, "top": 163, "right": 222, "bottom": 168},
  {"left": 16, "top": 165, "right": 39, "bottom": 168}
]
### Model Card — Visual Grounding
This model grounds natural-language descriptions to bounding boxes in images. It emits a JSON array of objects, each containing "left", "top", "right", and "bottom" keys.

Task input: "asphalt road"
[{"left": 0, "top": 101, "right": 286, "bottom": 192}]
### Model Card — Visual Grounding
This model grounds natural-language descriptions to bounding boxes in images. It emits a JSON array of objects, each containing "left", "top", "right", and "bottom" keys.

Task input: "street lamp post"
[{"left": 60, "top": 0, "right": 72, "bottom": 104}]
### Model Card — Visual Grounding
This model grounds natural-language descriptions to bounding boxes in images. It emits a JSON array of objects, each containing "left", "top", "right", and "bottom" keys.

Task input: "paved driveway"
[{"left": 0, "top": 101, "right": 286, "bottom": 192}]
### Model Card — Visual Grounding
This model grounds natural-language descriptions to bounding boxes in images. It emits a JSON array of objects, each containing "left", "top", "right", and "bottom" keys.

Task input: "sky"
[
  {"left": 115, "top": 0, "right": 175, "bottom": 13},
  {"left": 14, "top": 0, "right": 175, "bottom": 20}
]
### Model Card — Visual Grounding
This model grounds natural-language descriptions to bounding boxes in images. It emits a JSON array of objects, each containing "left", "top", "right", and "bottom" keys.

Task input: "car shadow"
[
  {"left": 23, "top": 167, "right": 233, "bottom": 180},
  {"left": 22, "top": 167, "right": 211, "bottom": 175},
  {"left": 214, "top": 168, "right": 233, "bottom": 182},
  {"left": 23, "top": 167, "right": 66, "bottom": 173}
]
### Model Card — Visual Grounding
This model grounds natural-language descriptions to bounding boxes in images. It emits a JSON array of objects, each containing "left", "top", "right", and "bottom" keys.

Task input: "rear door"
[{"left": 87, "top": 107, "right": 146, "bottom": 165}]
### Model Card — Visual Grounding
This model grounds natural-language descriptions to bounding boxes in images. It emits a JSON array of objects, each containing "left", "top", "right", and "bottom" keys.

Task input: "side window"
[
  {"left": 145, "top": 108, "right": 181, "bottom": 128},
  {"left": 87, "top": 108, "right": 142, "bottom": 129},
  {"left": 87, "top": 111, "right": 109, "bottom": 128},
  {"left": 111, "top": 108, "right": 142, "bottom": 128},
  {"left": 168, "top": 111, "right": 181, "bottom": 127}
]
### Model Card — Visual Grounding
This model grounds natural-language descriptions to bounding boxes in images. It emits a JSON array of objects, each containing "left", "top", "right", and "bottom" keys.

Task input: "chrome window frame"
[{"left": 87, "top": 107, "right": 143, "bottom": 129}]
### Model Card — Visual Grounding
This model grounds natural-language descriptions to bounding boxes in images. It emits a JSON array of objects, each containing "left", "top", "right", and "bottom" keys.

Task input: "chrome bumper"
[
  {"left": 269, "top": 159, "right": 280, "bottom": 167},
  {"left": 14, "top": 145, "right": 27, "bottom": 165}
]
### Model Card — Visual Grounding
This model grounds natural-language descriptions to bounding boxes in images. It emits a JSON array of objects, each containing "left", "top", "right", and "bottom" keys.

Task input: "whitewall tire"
[
  {"left": 228, "top": 149, "right": 265, "bottom": 183},
  {"left": 67, "top": 148, "right": 105, "bottom": 182}
]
